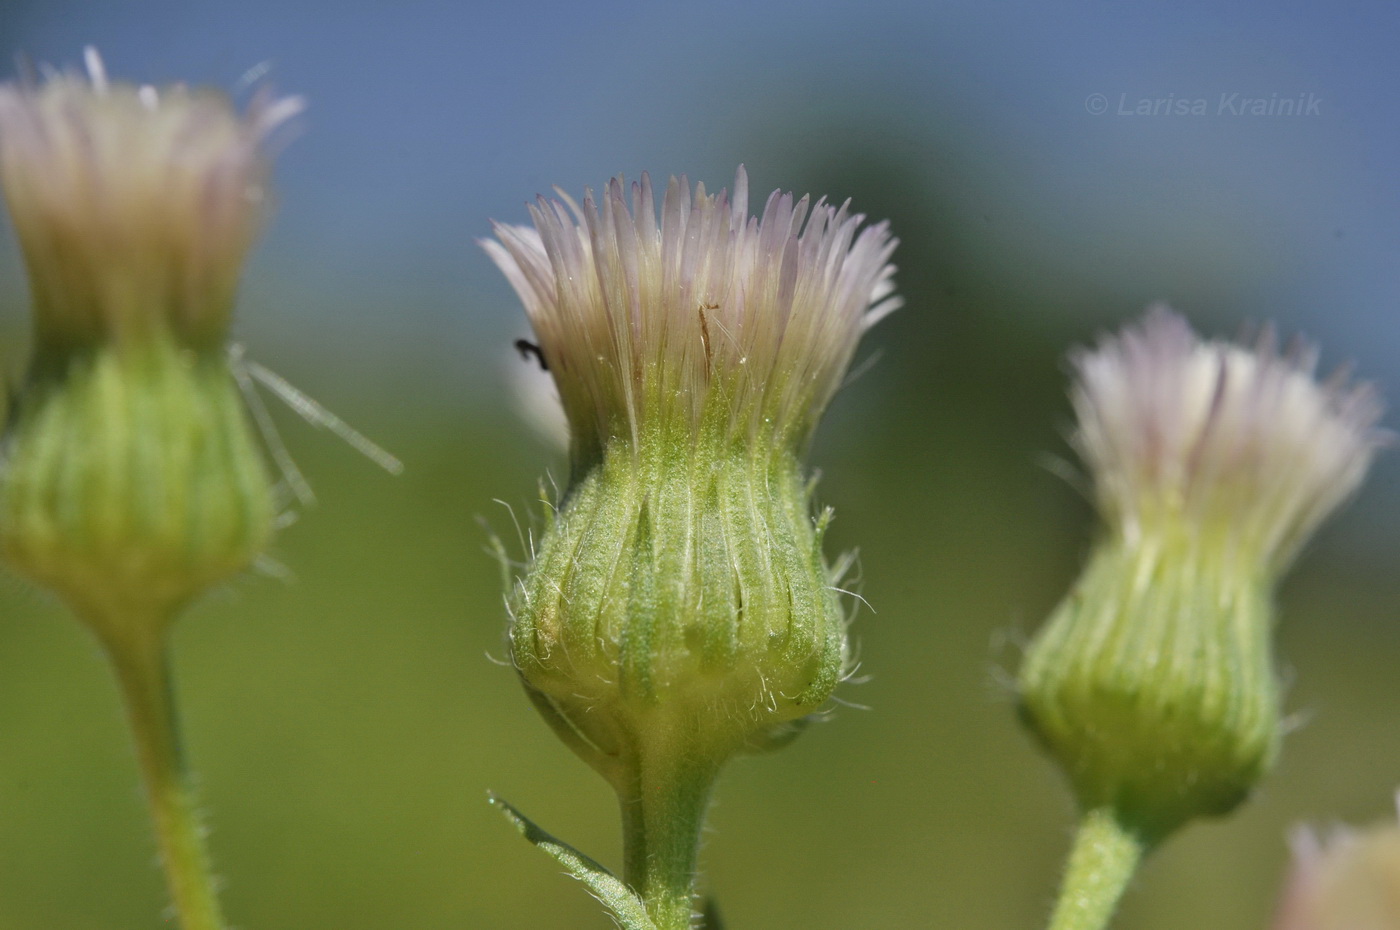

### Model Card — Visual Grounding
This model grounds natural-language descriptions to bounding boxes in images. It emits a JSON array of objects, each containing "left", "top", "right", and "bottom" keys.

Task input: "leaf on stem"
[{"left": 488, "top": 792, "right": 657, "bottom": 930}]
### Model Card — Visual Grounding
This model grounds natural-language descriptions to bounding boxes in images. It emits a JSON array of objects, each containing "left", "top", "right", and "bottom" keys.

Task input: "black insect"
[{"left": 514, "top": 339, "right": 548, "bottom": 371}]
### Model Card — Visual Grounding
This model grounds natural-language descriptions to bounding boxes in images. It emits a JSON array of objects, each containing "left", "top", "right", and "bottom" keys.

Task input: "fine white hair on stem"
[
  {"left": 1070, "top": 304, "right": 1387, "bottom": 571},
  {"left": 482, "top": 167, "right": 900, "bottom": 466}
]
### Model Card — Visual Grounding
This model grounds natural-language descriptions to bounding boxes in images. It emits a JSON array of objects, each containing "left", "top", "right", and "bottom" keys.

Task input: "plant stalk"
[
  {"left": 1046, "top": 807, "right": 1148, "bottom": 930},
  {"left": 99, "top": 619, "right": 227, "bottom": 930},
  {"left": 617, "top": 735, "right": 719, "bottom": 930}
]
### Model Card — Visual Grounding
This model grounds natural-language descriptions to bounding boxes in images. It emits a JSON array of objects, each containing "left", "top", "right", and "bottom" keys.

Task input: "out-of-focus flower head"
[
  {"left": 0, "top": 47, "right": 302, "bottom": 350},
  {"left": 1272, "top": 803, "right": 1400, "bottom": 930},
  {"left": 0, "top": 48, "right": 300, "bottom": 634},
  {"left": 1070, "top": 304, "right": 1386, "bottom": 573},
  {"left": 1019, "top": 306, "right": 1387, "bottom": 846}
]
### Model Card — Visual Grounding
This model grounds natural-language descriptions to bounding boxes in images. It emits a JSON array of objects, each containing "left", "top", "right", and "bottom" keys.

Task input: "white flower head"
[
  {"left": 483, "top": 167, "right": 899, "bottom": 467},
  {"left": 1070, "top": 305, "right": 1386, "bottom": 571},
  {"left": 0, "top": 48, "right": 303, "bottom": 348}
]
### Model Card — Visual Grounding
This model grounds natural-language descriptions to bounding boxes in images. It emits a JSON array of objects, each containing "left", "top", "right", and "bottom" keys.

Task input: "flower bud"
[
  {"left": 485, "top": 169, "right": 899, "bottom": 780},
  {"left": 1019, "top": 307, "right": 1385, "bottom": 840},
  {"left": 0, "top": 51, "right": 299, "bottom": 638}
]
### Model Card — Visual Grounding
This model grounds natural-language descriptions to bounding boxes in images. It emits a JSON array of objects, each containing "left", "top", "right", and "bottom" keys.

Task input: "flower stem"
[
  {"left": 1045, "top": 807, "right": 1148, "bottom": 930},
  {"left": 617, "top": 736, "right": 719, "bottom": 930},
  {"left": 99, "top": 621, "right": 227, "bottom": 930}
]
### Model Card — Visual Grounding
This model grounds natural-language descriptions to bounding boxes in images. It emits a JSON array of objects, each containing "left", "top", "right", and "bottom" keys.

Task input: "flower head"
[
  {"left": 485, "top": 170, "right": 896, "bottom": 836},
  {"left": 0, "top": 50, "right": 296, "bottom": 637},
  {"left": 1272, "top": 806, "right": 1400, "bottom": 930},
  {"left": 483, "top": 167, "right": 899, "bottom": 470},
  {"left": 1071, "top": 305, "right": 1386, "bottom": 572},
  {"left": 0, "top": 48, "right": 302, "bottom": 350},
  {"left": 487, "top": 170, "right": 896, "bottom": 928},
  {"left": 1019, "top": 307, "right": 1386, "bottom": 846}
]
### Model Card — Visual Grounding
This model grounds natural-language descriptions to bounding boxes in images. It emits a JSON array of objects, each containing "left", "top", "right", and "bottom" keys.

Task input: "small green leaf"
[{"left": 488, "top": 792, "right": 656, "bottom": 930}]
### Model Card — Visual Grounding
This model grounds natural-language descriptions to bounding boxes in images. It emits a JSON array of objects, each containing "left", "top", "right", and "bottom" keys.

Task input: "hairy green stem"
[
  {"left": 99, "top": 620, "right": 227, "bottom": 930},
  {"left": 617, "top": 737, "right": 719, "bottom": 930},
  {"left": 1046, "top": 808, "right": 1148, "bottom": 930}
]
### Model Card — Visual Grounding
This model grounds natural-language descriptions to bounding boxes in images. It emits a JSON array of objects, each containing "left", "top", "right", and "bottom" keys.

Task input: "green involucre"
[
  {"left": 0, "top": 332, "right": 274, "bottom": 638},
  {"left": 510, "top": 412, "right": 847, "bottom": 786},
  {"left": 1018, "top": 527, "right": 1280, "bottom": 842}
]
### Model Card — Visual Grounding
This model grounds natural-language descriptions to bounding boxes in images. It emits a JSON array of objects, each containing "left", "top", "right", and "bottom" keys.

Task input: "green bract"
[
  {"left": 0, "top": 335, "right": 273, "bottom": 638},
  {"left": 1019, "top": 527, "right": 1278, "bottom": 840},
  {"left": 513, "top": 419, "right": 845, "bottom": 788}
]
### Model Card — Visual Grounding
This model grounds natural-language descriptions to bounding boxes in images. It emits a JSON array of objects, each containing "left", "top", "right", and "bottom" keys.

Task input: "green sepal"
[{"left": 488, "top": 793, "right": 656, "bottom": 930}]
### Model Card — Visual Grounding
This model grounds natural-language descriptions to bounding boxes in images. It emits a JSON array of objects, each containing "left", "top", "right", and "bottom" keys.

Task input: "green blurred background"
[{"left": 1, "top": 1, "right": 1398, "bottom": 928}]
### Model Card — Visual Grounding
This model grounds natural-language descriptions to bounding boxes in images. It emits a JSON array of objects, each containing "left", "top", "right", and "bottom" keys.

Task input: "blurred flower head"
[
  {"left": 0, "top": 49, "right": 296, "bottom": 635},
  {"left": 1272, "top": 804, "right": 1400, "bottom": 930},
  {"left": 1070, "top": 304, "right": 1386, "bottom": 572},
  {"left": 0, "top": 47, "right": 302, "bottom": 350},
  {"left": 1018, "top": 306, "right": 1387, "bottom": 842},
  {"left": 483, "top": 166, "right": 899, "bottom": 471}
]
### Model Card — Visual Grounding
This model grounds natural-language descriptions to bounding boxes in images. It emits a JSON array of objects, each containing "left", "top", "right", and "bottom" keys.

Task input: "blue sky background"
[
  {"left": 3, "top": 1, "right": 1398, "bottom": 352},
  {"left": 2, "top": 0, "right": 1397, "bottom": 526}
]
